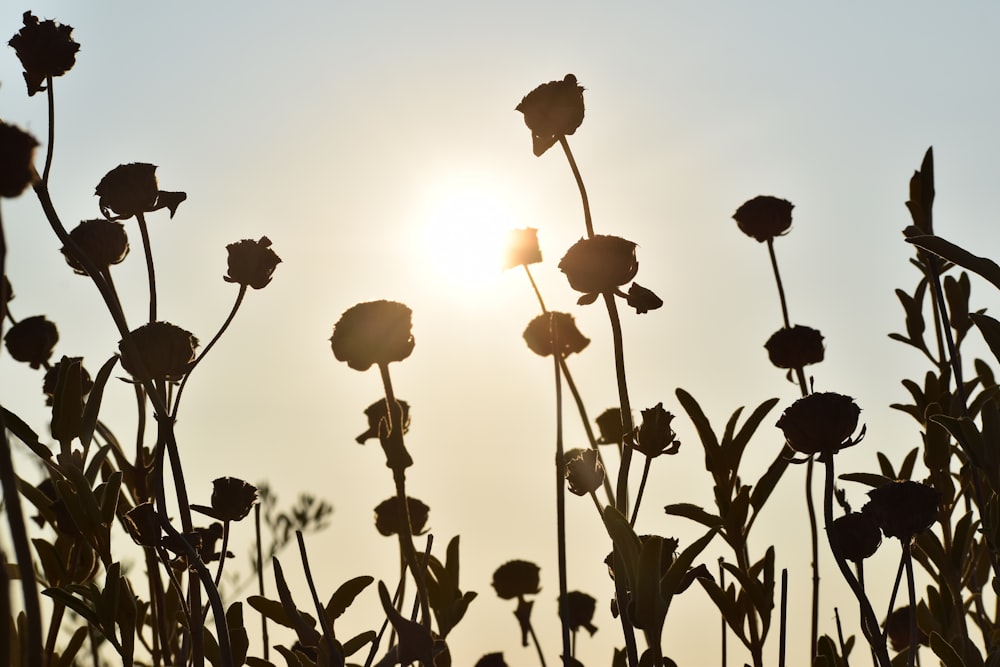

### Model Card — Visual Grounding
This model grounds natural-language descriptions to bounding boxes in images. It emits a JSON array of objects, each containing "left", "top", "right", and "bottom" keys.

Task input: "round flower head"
[
  {"left": 0, "top": 122, "right": 39, "bottom": 197},
  {"left": 776, "top": 392, "right": 862, "bottom": 458},
  {"left": 331, "top": 300, "right": 414, "bottom": 371},
  {"left": 4, "top": 315, "right": 58, "bottom": 369},
  {"left": 635, "top": 403, "right": 681, "bottom": 458},
  {"left": 95, "top": 163, "right": 186, "bottom": 220},
  {"left": 595, "top": 408, "right": 626, "bottom": 446},
  {"left": 558, "top": 235, "right": 638, "bottom": 300},
  {"left": 8, "top": 12, "right": 80, "bottom": 96},
  {"left": 492, "top": 560, "right": 541, "bottom": 599},
  {"left": 123, "top": 502, "right": 162, "bottom": 548},
  {"left": 732, "top": 196, "right": 794, "bottom": 243},
  {"left": 883, "top": 606, "right": 930, "bottom": 652},
  {"left": 206, "top": 477, "right": 258, "bottom": 522},
  {"left": 474, "top": 654, "right": 509, "bottom": 667},
  {"left": 523, "top": 311, "right": 590, "bottom": 358},
  {"left": 374, "top": 496, "right": 429, "bottom": 537},
  {"left": 765, "top": 325, "right": 825, "bottom": 369},
  {"left": 829, "top": 511, "right": 881, "bottom": 562},
  {"left": 515, "top": 74, "right": 585, "bottom": 156},
  {"left": 559, "top": 591, "right": 598, "bottom": 636},
  {"left": 61, "top": 219, "right": 129, "bottom": 275},
  {"left": 501, "top": 228, "right": 543, "bottom": 270},
  {"left": 224, "top": 236, "right": 282, "bottom": 289},
  {"left": 564, "top": 448, "right": 605, "bottom": 496},
  {"left": 863, "top": 480, "right": 940, "bottom": 541},
  {"left": 118, "top": 321, "right": 199, "bottom": 383}
]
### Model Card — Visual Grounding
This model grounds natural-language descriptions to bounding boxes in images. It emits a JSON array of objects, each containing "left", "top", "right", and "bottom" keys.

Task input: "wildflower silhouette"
[
  {"left": 559, "top": 235, "right": 638, "bottom": 304},
  {"left": 515, "top": 74, "right": 585, "bottom": 157},
  {"left": 374, "top": 495, "right": 430, "bottom": 536},
  {"left": 123, "top": 501, "right": 162, "bottom": 548},
  {"left": 776, "top": 392, "right": 863, "bottom": 459},
  {"left": 194, "top": 477, "right": 259, "bottom": 523},
  {"left": 732, "top": 195, "right": 793, "bottom": 243},
  {"left": 828, "top": 512, "right": 881, "bottom": 563},
  {"left": 595, "top": 407, "right": 627, "bottom": 447},
  {"left": 502, "top": 227, "right": 543, "bottom": 269},
  {"left": 765, "top": 325, "right": 824, "bottom": 369},
  {"left": 564, "top": 448, "right": 605, "bottom": 498},
  {"left": 96, "top": 163, "right": 186, "bottom": 220},
  {"left": 0, "top": 122, "right": 39, "bottom": 196},
  {"left": 357, "top": 398, "right": 411, "bottom": 444},
  {"left": 4, "top": 314, "right": 58, "bottom": 369},
  {"left": 331, "top": 300, "right": 415, "bottom": 371},
  {"left": 224, "top": 236, "right": 282, "bottom": 289},
  {"left": 8, "top": 11, "right": 79, "bottom": 96},
  {"left": 626, "top": 283, "right": 663, "bottom": 314},
  {"left": 118, "top": 321, "right": 199, "bottom": 382},
  {"left": 43, "top": 356, "right": 92, "bottom": 405},
  {"left": 492, "top": 560, "right": 546, "bottom": 663},
  {"left": 523, "top": 311, "right": 590, "bottom": 357},
  {"left": 863, "top": 480, "right": 939, "bottom": 541},
  {"left": 60, "top": 219, "right": 129, "bottom": 275}
]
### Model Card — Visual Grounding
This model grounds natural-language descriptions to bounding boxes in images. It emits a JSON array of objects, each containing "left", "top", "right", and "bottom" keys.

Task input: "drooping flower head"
[
  {"left": 224, "top": 236, "right": 282, "bottom": 289},
  {"left": 118, "top": 321, "right": 199, "bottom": 382},
  {"left": 374, "top": 496, "right": 430, "bottom": 537},
  {"left": 829, "top": 511, "right": 882, "bottom": 562},
  {"left": 515, "top": 74, "right": 585, "bottom": 156},
  {"left": 626, "top": 283, "right": 663, "bottom": 314},
  {"left": 776, "top": 392, "right": 863, "bottom": 458},
  {"left": 0, "top": 122, "right": 39, "bottom": 197},
  {"left": 491, "top": 560, "right": 541, "bottom": 600},
  {"left": 595, "top": 408, "right": 627, "bottom": 446},
  {"left": 559, "top": 235, "right": 638, "bottom": 304},
  {"left": 732, "top": 196, "right": 794, "bottom": 243},
  {"left": 331, "top": 300, "right": 415, "bottom": 371},
  {"left": 61, "top": 219, "right": 129, "bottom": 275},
  {"left": 8, "top": 11, "right": 80, "bottom": 96},
  {"left": 863, "top": 480, "right": 940, "bottom": 541},
  {"left": 522, "top": 311, "right": 590, "bottom": 358},
  {"left": 634, "top": 403, "right": 681, "bottom": 458},
  {"left": 564, "top": 448, "right": 605, "bottom": 496},
  {"left": 356, "top": 398, "right": 411, "bottom": 444},
  {"left": 123, "top": 502, "right": 162, "bottom": 548},
  {"left": 765, "top": 325, "right": 825, "bottom": 369},
  {"left": 501, "top": 228, "right": 542, "bottom": 270},
  {"left": 4, "top": 315, "right": 58, "bottom": 369},
  {"left": 95, "top": 163, "right": 186, "bottom": 220},
  {"left": 559, "top": 591, "right": 598, "bottom": 636}
]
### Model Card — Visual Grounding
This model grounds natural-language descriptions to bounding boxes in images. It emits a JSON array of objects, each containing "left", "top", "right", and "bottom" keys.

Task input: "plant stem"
[
  {"left": 779, "top": 568, "right": 787, "bottom": 667},
  {"left": 806, "top": 456, "right": 820, "bottom": 659},
  {"left": 136, "top": 211, "right": 158, "bottom": 323},
  {"left": 256, "top": 504, "right": 269, "bottom": 661},
  {"left": 558, "top": 137, "right": 593, "bottom": 239},
  {"left": 767, "top": 239, "right": 791, "bottom": 329},
  {"left": 628, "top": 457, "right": 652, "bottom": 526},
  {"left": 296, "top": 532, "right": 340, "bottom": 660},
  {"left": 527, "top": 620, "right": 548, "bottom": 667},
  {"left": 720, "top": 559, "right": 727, "bottom": 667},
  {"left": 553, "top": 340, "right": 572, "bottom": 664},
  {"left": 903, "top": 546, "right": 917, "bottom": 667},
  {"left": 523, "top": 264, "right": 547, "bottom": 312},
  {"left": 43, "top": 78, "right": 55, "bottom": 185}
]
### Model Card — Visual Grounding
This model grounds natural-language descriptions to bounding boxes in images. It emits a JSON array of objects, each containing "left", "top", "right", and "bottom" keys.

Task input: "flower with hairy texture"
[
  {"left": 95, "top": 163, "right": 187, "bottom": 220},
  {"left": 626, "top": 282, "right": 662, "bottom": 314},
  {"left": 829, "top": 512, "right": 881, "bottom": 562},
  {"left": 43, "top": 356, "right": 93, "bottom": 406},
  {"left": 8, "top": 12, "right": 80, "bottom": 96},
  {"left": 863, "top": 480, "right": 940, "bottom": 541},
  {"left": 374, "top": 496, "right": 429, "bottom": 537},
  {"left": 883, "top": 606, "right": 929, "bottom": 652},
  {"left": 523, "top": 311, "right": 589, "bottom": 357},
  {"left": 559, "top": 235, "right": 638, "bottom": 303},
  {"left": 61, "top": 219, "right": 129, "bottom": 275},
  {"left": 0, "top": 122, "right": 39, "bottom": 197},
  {"left": 501, "top": 227, "right": 543, "bottom": 270},
  {"left": 765, "top": 325, "right": 824, "bottom": 369},
  {"left": 123, "top": 502, "right": 162, "bottom": 548},
  {"left": 564, "top": 448, "right": 605, "bottom": 496},
  {"left": 206, "top": 477, "right": 258, "bottom": 522},
  {"left": 356, "top": 398, "right": 410, "bottom": 444},
  {"left": 732, "top": 196, "right": 794, "bottom": 243},
  {"left": 4, "top": 315, "right": 58, "bottom": 369},
  {"left": 331, "top": 300, "right": 414, "bottom": 371},
  {"left": 474, "top": 654, "right": 509, "bottom": 667},
  {"left": 118, "top": 321, "right": 199, "bottom": 382},
  {"left": 515, "top": 74, "right": 585, "bottom": 156},
  {"left": 776, "top": 392, "right": 862, "bottom": 457},
  {"left": 224, "top": 236, "right": 281, "bottom": 289},
  {"left": 634, "top": 403, "right": 681, "bottom": 458},
  {"left": 492, "top": 560, "right": 541, "bottom": 599},
  {"left": 595, "top": 408, "right": 626, "bottom": 446},
  {"left": 559, "top": 591, "right": 598, "bottom": 636}
]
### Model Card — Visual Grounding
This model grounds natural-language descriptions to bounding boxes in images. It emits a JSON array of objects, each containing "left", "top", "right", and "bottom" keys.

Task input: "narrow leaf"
[{"left": 80, "top": 354, "right": 119, "bottom": 450}]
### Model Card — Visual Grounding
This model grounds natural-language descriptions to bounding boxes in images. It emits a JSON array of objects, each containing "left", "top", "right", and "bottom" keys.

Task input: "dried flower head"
[
  {"left": 61, "top": 219, "right": 129, "bottom": 275},
  {"left": 626, "top": 282, "right": 663, "bottom": 314},
  {"left": 492, "top": 560, "right": 541, "bottom": 599},
  {"left": 523, "top": 311, "right": 590, "bottom": 358},
  {"left": 118, "top": 321, "right": 199, "bottom": 383},
  {"left": 765, "top": 325, "right": 825, "bottom": 369},
  {"left": 515, "top": 74, "right": 585, "bottom": 156},
  {"left": 8, "top": 12, "right": 80, "bottom": 96},
  {"left": 123, "top": 502, "right": 162, "bottom": 548},
  {"left": 776, "top": 392, "right": 863, "bottom": 458},
  {"left": 43, "top": 356, "right": 93, "bottom": 406},
  {"left": 4, "top": 315, "right": 58, "bottom": 369},
  {"left": 883, "top": 606, "right": 930, "bottom": 652},
  {"left": 634, "top": 403, "right": 681, "bottom": 458},
  {"left": 0, "top": 122, "right": 39, "bottom": 197},
  {"left": 559, "top": 235, "right": 638, "bottom": 302},
  {"left": 732, "top": 196, "right": 794, "bottom": 243},
  {"left": 595, "top": 408, "right": 626, "bottom": 446},
  {"left": 829, "top": 512, "right": 881, "bottom": 562},
  {"left": 564, "top": 448, "right": 605, "bottom": 496},
  {"left": 207, "top": 477, "right": 258, "bottom": 522},
  {"left": 356, "top": 398, "right": 411, "bottom": 444},
  {"left": 501, "top": 228, "right": 543, "bottom": 270},
  {"left": 863, "top": 480, "right": 940, "bottom": 541},
  {"left": 224, "top": 236, "right": 282, "bottom": 289},
  {"left": 95, "top": 163, "right": 186, "bottom": 220},
  {"left": 331, "top": 300, "right": 415, "bottom": 371},
  {"left": 559, "top": 591, "right": 598, "bottom": 636},
  {"left": 374, "top": 496, "right": 430, "bottom": 537}
]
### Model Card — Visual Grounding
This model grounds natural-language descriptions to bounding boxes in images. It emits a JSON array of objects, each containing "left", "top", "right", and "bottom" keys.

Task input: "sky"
[{"left": 3, "top": 3, "right": 1000, "bottom": 666}]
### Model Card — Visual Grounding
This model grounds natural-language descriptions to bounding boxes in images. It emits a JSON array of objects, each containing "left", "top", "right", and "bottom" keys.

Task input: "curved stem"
[
  {"left": 553, "top": 345, "right": 572, "bottom": 665},
  {"left": 558, "top": 137, "right": 594, "bottom": 239},
  {"left": 523, "top": 265, "right": 547, "bottom": 312},
  {"left": 296, "top": 532, "right": 339, "bottom": 659},
  {"left": 43, "top": 77, "right": 55, "bottom": 185},
  {"left": 136, "top": 211, "right": 157, "bottom": 323},
  {"left": 628, "top": 457, "right": 652, "bottom": 527},
  {"left": 213, "top": 521, "right": 231, "bottom": 589},
  {"left": 767, "top": 239, "right": 791, "bottom": 329},
  {"left": 527, "top": 619, "right": 548, "bottom": 667}
]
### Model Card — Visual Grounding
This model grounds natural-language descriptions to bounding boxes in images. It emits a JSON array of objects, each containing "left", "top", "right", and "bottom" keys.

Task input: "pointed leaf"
[
  {"left": 972, "top": 313, "right": 1000, "bottom": 367},
  {"left": 838, "top": 472, "right": 893, "bottom": 488},
  {"left": 324, "top": 575, "right": 374, "bottom": 624},
  {"left": 80, "top": 354, "right": 119, "bottom": 450},
  {"left": 634, "top": 536, "right": 666, "bottom": 642},
  {"left": 663, "top": 503, "right": 722, "bottom": 529},
  {"left": 1, "top": 407, "right": 50, "bottom": 460},
  {"left": 930, "top": 631, "right": 967, "bottom": 667},
  {"left": 602, "top": 505, "right": 641, "bottom": 592},
  {"left": 55, "top": 625, "right": 90, "bottom": 667},
  {"left": 675, "top": 388, "right": 721, "bottom": 472},
  {"left": 749, "top": 448, "right": 790, "bottom": 513},
  {"left": 907, "top": 235, "right": 1000, "bottom": 292},
  {"left": 661, "top": 528, "right": 718, "bottom": 611}
]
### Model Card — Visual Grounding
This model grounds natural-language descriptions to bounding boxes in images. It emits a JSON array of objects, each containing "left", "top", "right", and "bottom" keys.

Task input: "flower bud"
[
  {"left": 0, "top": 122, "right": 39, "bottom": 197},
  {"left": 4, "top": 315, "right": 58, "bottom": 369},
  {"left": 501, "top": 228, "right": 543, "bottom": 270},
  {"left": 374, "top": 496, "right": 429, "bottom": 537},
  {"left": 95, "top": 163, "right": 186, "bottom": 220},
  {"left": 515, "top": 74, "right": 585, "bottom": 156},
  {"left": 208, "top": 477, "right": 258, "bottom": 522},
  {"left": 765, "top": 325, "right": 824, "bottom": 369},
  {"left": 492, "top": 560, "right": 541, "bottom": 599},
  {"left": 224, "top": 236, "right": 281, "bottom": 289},
  {"left": 626, "top": 282, "right": 662, "bottom": 314},
  {"left": 732, "top": 196, "right": 793, "bottom": 243},
  {"left": 863, "top": 480, "right": 940, "bottom": 541},
  {"left": 558, "top": 235, "right": 638, "bottom": 300},
  {"left": 522, "top": 311, "right": 590, "bottom": 357},
  {"left": 776, "top": 392, "right": 862, "bottom": 457},
  {"left": 559, "top": 591, "right": 598, "bottom": 636},
  {"left": 634, "top": 403, "right": 681, "bottom": 458},
  {"left": 8, "top": 12, "right": 80, "bottom": 96},
  {"left": 829, "top": 511, "right": 881, "bottom": 562},
  {"left": 595, "top": 408, "right": 627, "bottom": 446},
  {"left": 474, "top": 654, "right": 509, "bottom": 667},
  {"left": 61, "top": 219, "right": 129, "bottom": 275},
  {"left": 564, "top": 448, "right": 605, "bottom": 496},
  {"left": 883, "top": 606, "right": 929, "bottom": 652},
  {"left": 123, "top": 502, "right": 162, "bottom": 548},
  {"left": 331, "top": 300, "right": 414, "bottom": 371},
  {"left": 118, "top": 321, "right": 199, "bottom": 382},
  {"left": 356, "top": 398, "right": 410, "bottom": 444}
]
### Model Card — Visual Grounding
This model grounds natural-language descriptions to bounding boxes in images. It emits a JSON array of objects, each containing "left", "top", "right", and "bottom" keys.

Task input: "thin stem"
[
  {"left": 136, "top": 211, "right": 158, "bottom": 323},
  {"left": 779, "top": 568, "right": 787, "bottom": 667},
  {"left": 43, "top": 77, "right": 55, "bottom": 185},
  {"left": 628, "top": 457, "right": 652, "bottom": 526},
  {"left": 736, "top": 543, "right": 764, "bottom": 667},
  {"left": 44, "top": 602, "right": 66, "bottom": 665},
  {"left": 806, "top": 457, "right": 820, "bottom": 659},
  {"left": 767, "top": 239, "right": 791, "bottom": 329},
  {"left": 720, "top": 559, "right": 727, "bottom": 667},
  {"left": 904, "top": 546, "right": 917, "bottom": 667},
  {"left": 213, "top": 521, "right": 232, "bottom": 588},
  {"left": 523, "top": 264, "right": 547, "bottom": 312},
  {"left": 552, "top": 341, "right": 572, "bottom": 664},
  {"left": 527, "top": 619, "right": 548, "bottom": 667},
  {"left": 296, "top": 532, "right": 340, "bottom": 660},
  {"left": 835, "top": 608, "right": 851, "bottom": 667},
  {"left": 558, "top": 137, "right": 593, "bottom": 238},
  {"left": 255, "top": 504, "right": 269, "bottom": 661}
]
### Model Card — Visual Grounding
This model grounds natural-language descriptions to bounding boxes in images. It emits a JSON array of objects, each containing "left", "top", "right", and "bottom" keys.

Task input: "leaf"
[
  {"left": 838, "top": 472, "right": 892, "bottom": 488},
  {"left": 272, "top": 558, "right": 320, "bottom": 648},
  {"left": 663, "top": 503, "right": 722, "bottom": 529},
  {"left": 697, "top": 578, "right": 748, "bottom": 646},
  {"left": 79, "top": 354, "right": 119, "bottom": 450},
  {"left": 899, "top": 447, "right": 919, "bottom": 481},
  {"left": 55, "top": 625, "right": 90, "bottom": 667},
  {"left": 341, "top": 630, "right": 376, "bottom": 657},
  {"left": 1, "top": 407, "right": 50, "bottom": 460},
  {"left": 602, "top": 505, "right": 641, "bottom": 592},
  {"left": 227, "top": 602, "right": 250, "bottom": 666},
  {"left": 930, "top": 631, "right": 967, "bottom": 667},
  {"left": 634, "top": 536, "right": 666, "bottom": 644},
  {"left": 661, "top": 528, "right": 717, "bottom": 613},
  {"left": 907, "top": 234, "right": 1000, "bottom": 292},
  {"left": 972, "top": 313, "right": 1000, "bottom": 366},
  {"left": 42, "top": 588, "right": 122, "bottom": 653},
  {"left": 749, "top": 448, "right": 790, "bottom": 514},
  {"left": 726, "top": 397, "right": 780, "bottom": 475},
  {"left": 324, "top": 576, "right": 374, "bottom": 625},
  {"left": 675, "top": 388, "right": 721, "bottom": 474}
]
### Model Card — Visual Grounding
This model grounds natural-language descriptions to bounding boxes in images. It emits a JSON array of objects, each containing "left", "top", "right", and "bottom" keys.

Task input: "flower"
[
  {"left": 123, "top": 502, "right": 162, "bottom": 548},
  {"left": 765, "top": 325, "right": 824, "bottom": 369},
  {"left": 776, "top": 392, "right": 862, "bottom": 458},
  {"left": 43, "top": 356, "right": 93, "bottom": 406},
  {"left": 61, "top": 219, "right": 129, "bottom": 275},
  {"left": 501, "top": 228, "right": 543, "bottom": 270},
  {"left": 883, "top": 606, "right": 929, "bottom": 652},
  {"left": 4, "top": 315, "right": 58, "bottom": 369},
  {"left": 564, "top": 448, "right": 605, "bottom": 496},
  {"left": 374, "top": 496, "right": 430, "bottom": 537},
  {"left": 595, "top": 408, "right": 627, "bottom": 446},
  {"left": 205, "top": 477, "right": 258, "bottom": 522},
  {"left": 95, "top": 163, "right": 187, "bottom": 220},
  {"left": 0, "top": 122, "right": 39, "bottom": 197},
  {"left": 522, "top": 311, "right": 590, "bottom": 357},
  {"left": 732, "top": 196, "right": 794, "bottom": 243},
  {"left": 224, "top": 236, "right": 282, "bottom": 289},
  {"left": 558, "top": 235, "right": 638, "bottom": 302},
  {"left": 634, "top": 403, "right": 681, "bottom": 458},
  {"left": 118, "top": 321, "right": 199, "bottom": 382},
  {"left": 515, "top": 74, "right": 585, "bottom": 156},
  {"left": 356, "top": 399, "right": 410, "bottom": 444},
  {"left": 331, "top": 300, "right": 414, "bottom": 371},
  {"left": 474, "top": 654, "right": 509, "bottom": 667},
  {"left": 626, "top": 283, "right": 662, "bottom": 314},
  {"left": 829, "top": 512, "right": 881, "bottom": 562},
  {"left": 559, "top": 591, "right": 598, "bottom": 636},
  {"left": 492, "top": 560, "right": 541, "bottom": 599},
  {"left": 8, "top": 12, "right": 80, "bottom": 96},
  {"left": 863, "top": 480, "right": 940, "bottom": 541}
]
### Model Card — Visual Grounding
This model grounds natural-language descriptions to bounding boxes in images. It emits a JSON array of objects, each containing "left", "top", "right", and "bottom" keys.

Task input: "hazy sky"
[{"left": 3, "top": 3, "right": 1000, "bottom": 665}]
